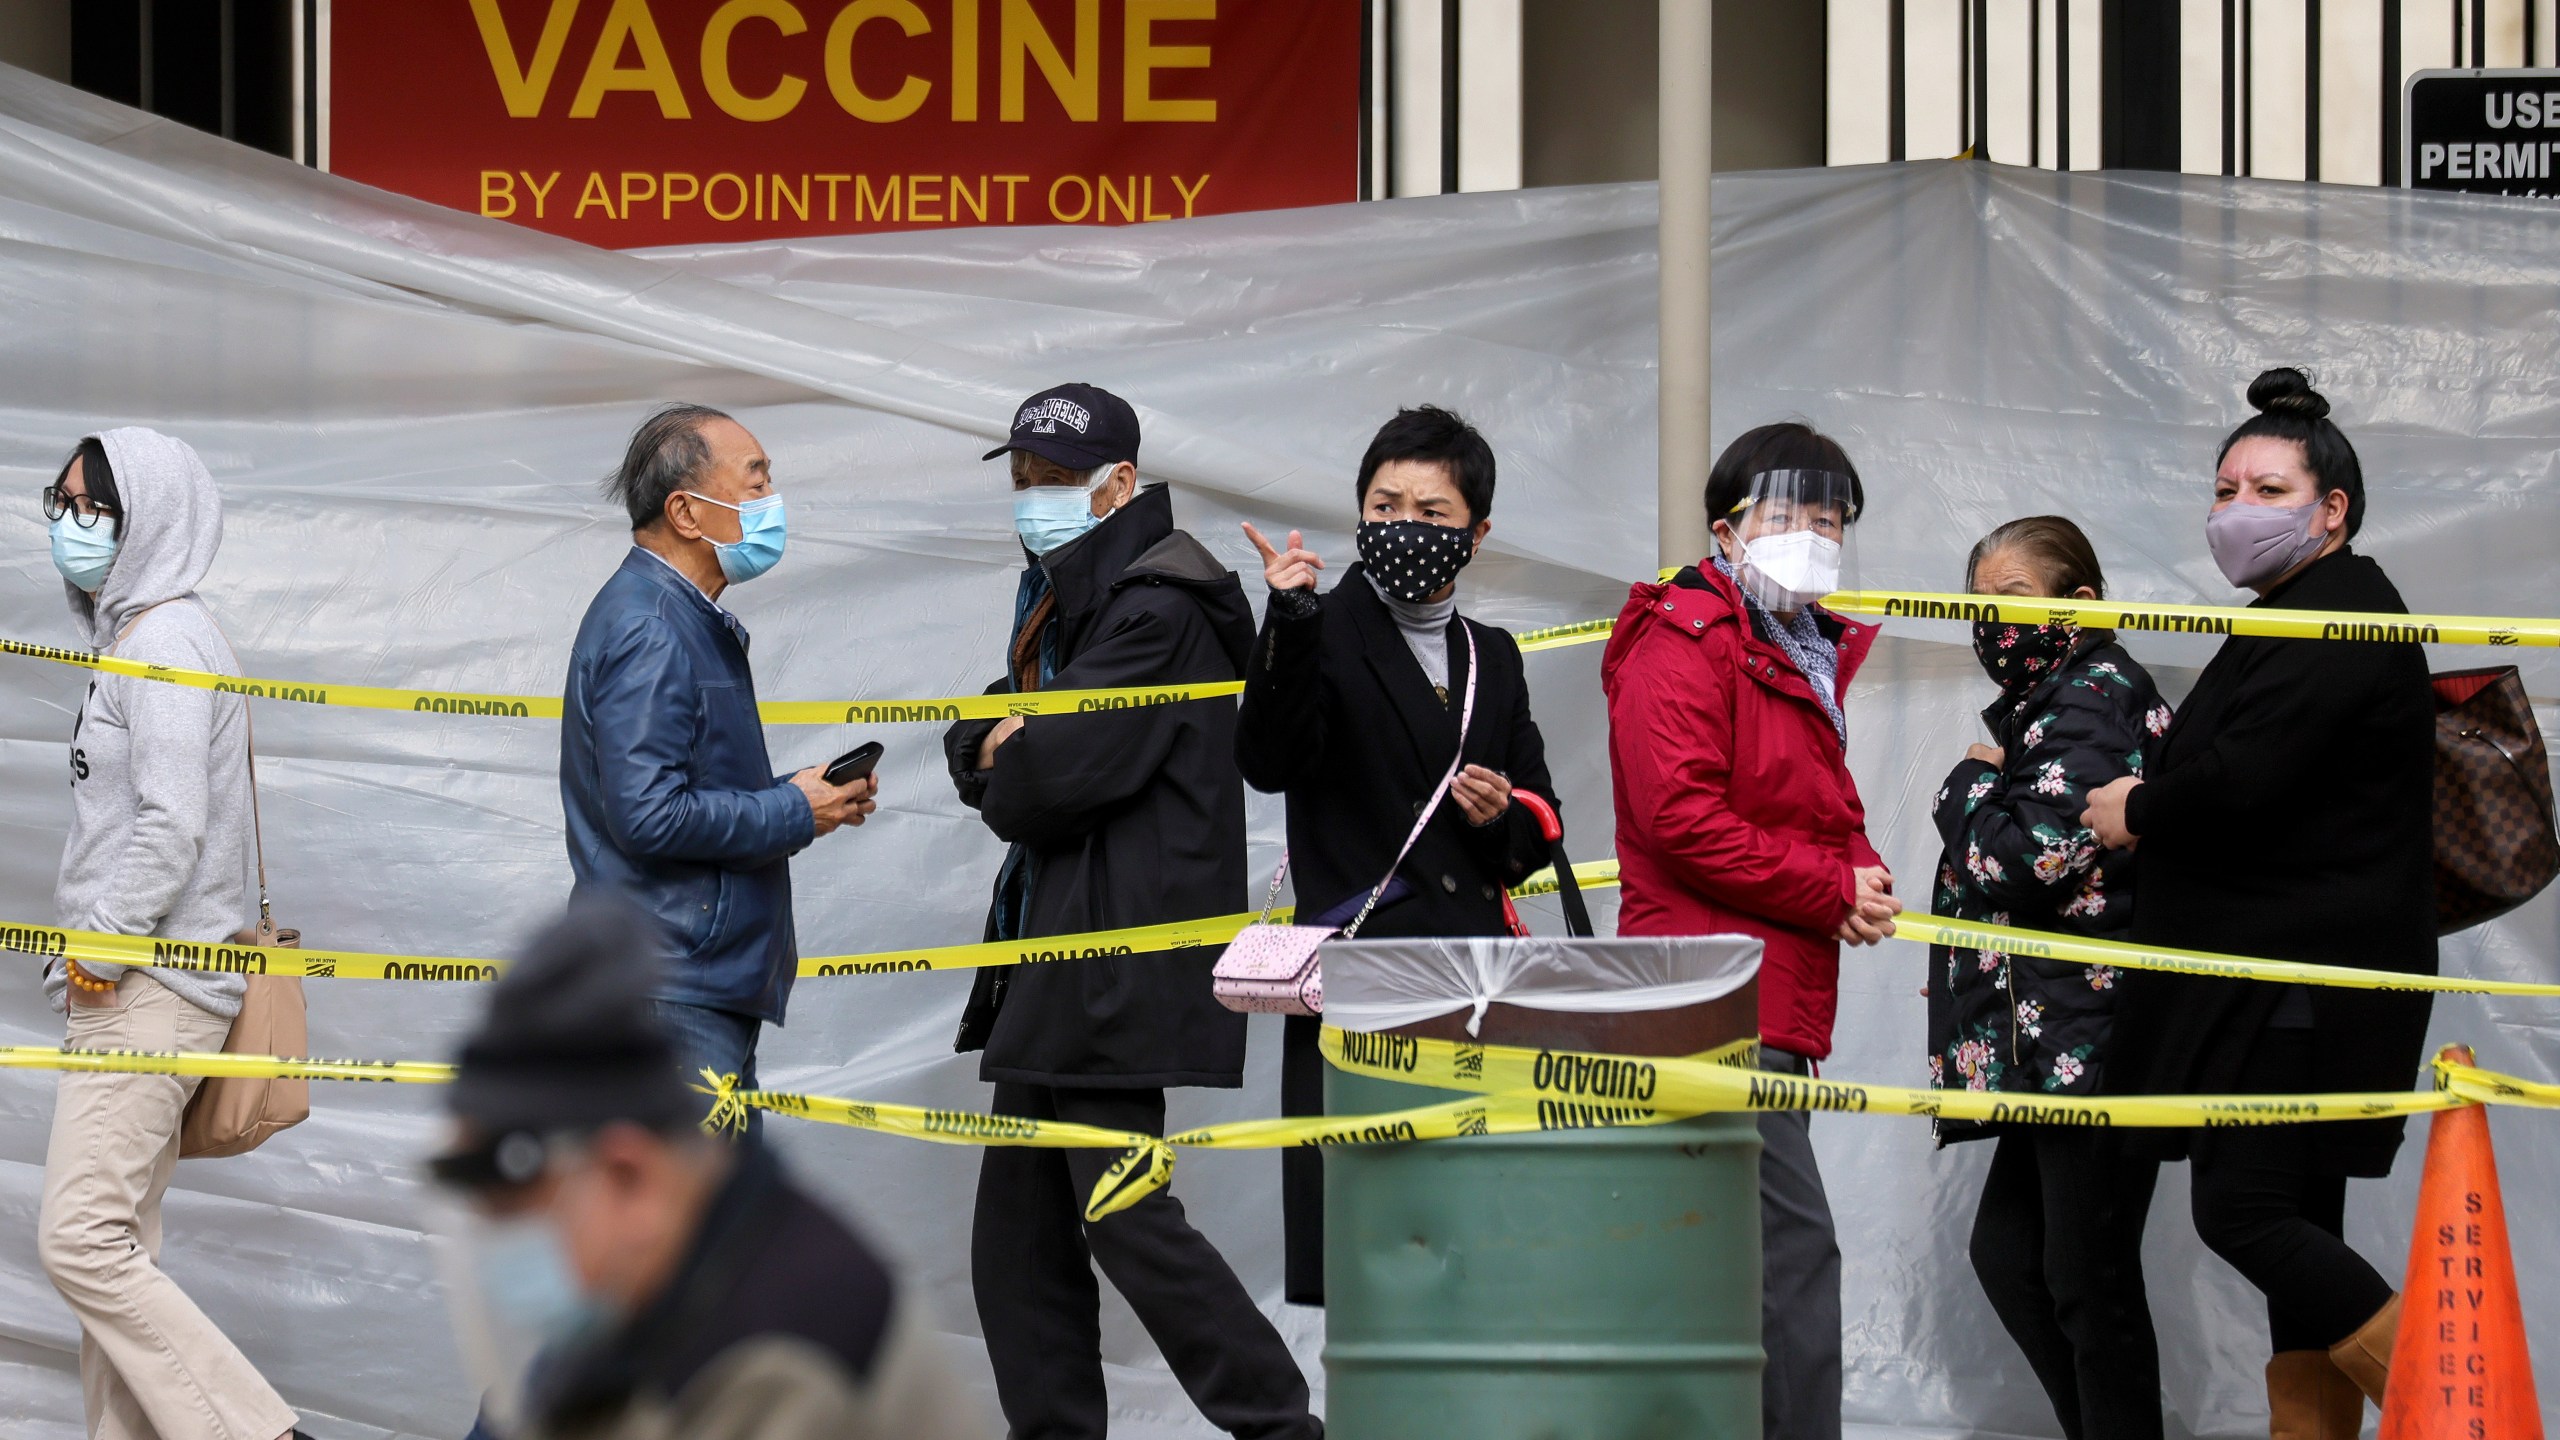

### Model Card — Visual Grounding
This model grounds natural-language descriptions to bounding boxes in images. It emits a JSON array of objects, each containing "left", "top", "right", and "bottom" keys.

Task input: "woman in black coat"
[
  {"left": 1234, "top": 406, "right": 1562, "bottom": 1306},
  {"left": 1927, "top": 517, "right": 2170, "bottom": 1440},
  {"left": 2083, "top": 369, "right": 2436, "bottom": 1433}
]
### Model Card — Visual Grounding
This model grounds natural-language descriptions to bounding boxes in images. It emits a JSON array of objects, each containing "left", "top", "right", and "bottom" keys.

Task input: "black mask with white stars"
[{"left": 1356, "top": 519, "right": 1475, "bottom": 603}]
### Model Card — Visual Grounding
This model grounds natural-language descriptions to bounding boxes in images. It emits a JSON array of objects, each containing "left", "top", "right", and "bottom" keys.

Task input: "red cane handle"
[{"left": 1512, "top": 788, "right": 1564, "bottom": 843}]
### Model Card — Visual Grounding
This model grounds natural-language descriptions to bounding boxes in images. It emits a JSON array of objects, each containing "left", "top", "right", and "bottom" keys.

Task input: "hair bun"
[{"left": 2247, "top": 366, "right": 2330, "bottom": 421}]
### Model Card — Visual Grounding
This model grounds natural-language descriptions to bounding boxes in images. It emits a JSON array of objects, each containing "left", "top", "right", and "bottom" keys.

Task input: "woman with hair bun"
[{"left": 2082, "top": 368, "right": 2437, "bottom": 1436}]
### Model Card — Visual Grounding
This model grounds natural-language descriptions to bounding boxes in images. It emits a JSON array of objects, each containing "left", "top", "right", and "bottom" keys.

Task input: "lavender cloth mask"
[{"left": 2204, "top": 499, "right": 2329, "bottom": 589}]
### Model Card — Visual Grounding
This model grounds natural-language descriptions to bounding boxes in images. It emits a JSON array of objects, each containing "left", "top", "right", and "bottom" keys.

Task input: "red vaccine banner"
[{"left": 327, "top": 0, "right": 1361, "bottom": 247}]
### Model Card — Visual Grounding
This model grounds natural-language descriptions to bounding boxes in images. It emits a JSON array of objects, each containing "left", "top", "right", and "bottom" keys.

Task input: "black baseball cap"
[
  {"left": 430, "top": 896, "right": 696, "bottom": 1189},
  {"left": 982, "top": 383, "right": 1141, "bottom": 470}
]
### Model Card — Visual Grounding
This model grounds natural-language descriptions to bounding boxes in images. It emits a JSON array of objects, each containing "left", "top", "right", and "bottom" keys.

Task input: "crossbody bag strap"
[{"left": 1339, "top": 623, "right": 1480, "bottom": 940}]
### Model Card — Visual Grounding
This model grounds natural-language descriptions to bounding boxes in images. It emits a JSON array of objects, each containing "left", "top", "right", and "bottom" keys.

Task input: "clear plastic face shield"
[
  {"left": 1713, "top": 468, "right": 1861, "bottom": 613},
  {"left": 416, "top": 1132, "right": 603, "bottom": 1432}
]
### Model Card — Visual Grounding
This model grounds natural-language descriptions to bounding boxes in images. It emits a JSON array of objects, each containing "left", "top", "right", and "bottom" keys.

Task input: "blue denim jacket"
[{"left": 561, "top": 549, "right": 813, "bottom": 1021}]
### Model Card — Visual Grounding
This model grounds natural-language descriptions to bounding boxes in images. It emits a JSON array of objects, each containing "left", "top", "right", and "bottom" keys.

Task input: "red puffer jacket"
[{"left": 1603, "top": 563, "right": 1883, "bottom": 1061}]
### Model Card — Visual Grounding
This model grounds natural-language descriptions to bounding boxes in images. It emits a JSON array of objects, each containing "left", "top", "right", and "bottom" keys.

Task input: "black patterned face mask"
[
  {"left": 1356, "top": 519, "right": 1475, "bottom": 603},
  {"left": 1971, "top": 619, "right": 2078, "bottom": 694}
]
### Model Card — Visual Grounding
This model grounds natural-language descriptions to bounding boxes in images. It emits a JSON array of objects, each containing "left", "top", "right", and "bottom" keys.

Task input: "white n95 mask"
[{"left": 1738, "top": 530, "right": 1843, "bottom": 610}]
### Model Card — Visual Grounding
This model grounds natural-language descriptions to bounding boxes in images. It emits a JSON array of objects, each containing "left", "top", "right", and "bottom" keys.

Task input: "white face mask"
[{"left": 1737, "top": 529, "right": 1843, "bottom": 609}]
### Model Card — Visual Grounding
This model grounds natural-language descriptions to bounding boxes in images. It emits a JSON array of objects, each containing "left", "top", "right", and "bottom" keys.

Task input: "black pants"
[
  {"left": 1757, "top": 1047, "right": 1842, "bottom": 1440},
  {"left": 2187, "top": 1029, "right": 2396, "bottom": 1353},
  {"left": 1279, "top": 1014, "right": 1326, "bottom": 1306},
  {"left": 1968, "top": 1128, "right": 2163, "bottom": 1440},
  {"left": 974, "top": 1082, "right": 1321, "bottom": 1440}
]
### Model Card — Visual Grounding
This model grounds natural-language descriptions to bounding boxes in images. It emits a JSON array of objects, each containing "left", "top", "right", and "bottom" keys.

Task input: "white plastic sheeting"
[
  {"left": 0, "top": 59, "right": 2554, "bottom": 1440},
  {"left": 1317, "top": 936, "right": 1761, "bottom": 1036}
]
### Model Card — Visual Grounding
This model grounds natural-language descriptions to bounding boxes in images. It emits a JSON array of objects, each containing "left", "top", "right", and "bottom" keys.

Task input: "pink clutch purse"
[
  {"left": 1211, "top": 921, "right": 1331, "bottom": 1015},
  {"left": 1212, "top": 626, "right": 1478, "bottom": 1018}
]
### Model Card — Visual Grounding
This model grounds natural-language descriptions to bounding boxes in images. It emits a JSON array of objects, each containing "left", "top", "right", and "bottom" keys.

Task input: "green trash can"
[{"left": 1319, "top": 936, "right": 1766, "bottom": 1440}]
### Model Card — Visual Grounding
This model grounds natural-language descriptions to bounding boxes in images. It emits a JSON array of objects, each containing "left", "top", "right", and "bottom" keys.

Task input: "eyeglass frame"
[{"left": 41, "top": 485, "right": 119, "bottom": 529}]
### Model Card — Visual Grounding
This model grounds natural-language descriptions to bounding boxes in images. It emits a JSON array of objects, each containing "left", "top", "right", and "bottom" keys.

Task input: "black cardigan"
[
  {"left": 1233, "top": 563, "right": 1560, "bottom": 939},
  {"left": 2111, "top": 548, "right": 2438, "bottom": 1175}
]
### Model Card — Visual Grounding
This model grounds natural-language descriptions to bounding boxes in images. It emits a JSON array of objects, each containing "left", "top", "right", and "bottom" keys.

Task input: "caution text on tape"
[
  {"left": 7, "top": 583, "right": 2547, "bottom": 727},
  {"left": 1822, "top": 591, "right": 2560, "bottom": 648},
  {"left": 1316, "top": 1026, "right": 2519, "bottom": 1130}
]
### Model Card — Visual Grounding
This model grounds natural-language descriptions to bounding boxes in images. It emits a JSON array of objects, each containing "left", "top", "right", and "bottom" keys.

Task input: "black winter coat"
[
  {"left": 1233, "top": 563, "right": 1562, "bottom": 936},
  {"left": 2112, "top": 548, "right": 2438, "bottom": 1174},
  {"left": 1926, "top": 635, "right": 2169, "bottom": 1143},
  {"left": 944, "top": 485, "right": 1257, "bottom": 1089}
]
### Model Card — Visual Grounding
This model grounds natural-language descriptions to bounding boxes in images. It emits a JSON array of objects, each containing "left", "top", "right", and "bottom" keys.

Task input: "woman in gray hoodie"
[{"left": 36, "top": 429, "right": 300, "bottom": 1440}]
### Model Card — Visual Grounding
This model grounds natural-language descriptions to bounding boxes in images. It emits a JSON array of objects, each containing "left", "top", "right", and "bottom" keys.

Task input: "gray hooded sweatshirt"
[{"left": 44, "top": 428, "right": 254, "bottom": 1019}]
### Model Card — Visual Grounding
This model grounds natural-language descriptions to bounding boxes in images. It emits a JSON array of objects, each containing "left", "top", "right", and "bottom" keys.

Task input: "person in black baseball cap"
[
  {"left": 943, "top": 389, "right": 1320, "bottom": 1438},
  {"left": 985, "top": 382, "right": 1145, "bottom": 561},
  {"left": 427, "top": 898, "right": 982, "bottom": 1440},
  {"left": 981, "top": 380, "right": 1142, "bottom": 470}
]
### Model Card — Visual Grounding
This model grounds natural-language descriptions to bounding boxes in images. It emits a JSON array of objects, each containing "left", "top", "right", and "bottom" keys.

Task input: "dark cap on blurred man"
[{"left": 429, "top": 900, "right": 985, "bottom": 1440}]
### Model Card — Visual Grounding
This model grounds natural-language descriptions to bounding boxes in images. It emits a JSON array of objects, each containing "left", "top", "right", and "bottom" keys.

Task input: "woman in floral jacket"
[{"left": 1926, "top": 517, "right": 2169, "bottom": 1440}]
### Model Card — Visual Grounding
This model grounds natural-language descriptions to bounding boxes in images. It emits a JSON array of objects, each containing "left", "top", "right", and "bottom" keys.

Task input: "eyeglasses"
[{"left": 41, "top": 485, "right": 118, "bottom": 529}]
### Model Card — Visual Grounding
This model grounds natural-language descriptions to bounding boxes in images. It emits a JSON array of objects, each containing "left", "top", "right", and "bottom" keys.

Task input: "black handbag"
[{"left": 2431, "top": 666, "right": 2560, "bottom": 934}]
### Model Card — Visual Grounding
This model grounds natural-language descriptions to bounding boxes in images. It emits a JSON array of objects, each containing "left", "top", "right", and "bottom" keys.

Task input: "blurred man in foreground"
[{"left": 428, "top": 900, "right": 985, "bottom": 1440}]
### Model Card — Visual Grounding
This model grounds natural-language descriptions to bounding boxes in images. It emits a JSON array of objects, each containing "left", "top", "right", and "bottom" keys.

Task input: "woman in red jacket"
[{"left": 1603, "top": 421, "right": 1897, "bottom": 1440}]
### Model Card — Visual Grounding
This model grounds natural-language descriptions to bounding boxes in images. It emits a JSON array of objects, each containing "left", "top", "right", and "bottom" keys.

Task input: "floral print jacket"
[{"left": 1925, "top": 635, "right": 2168, "bottom": 1144}]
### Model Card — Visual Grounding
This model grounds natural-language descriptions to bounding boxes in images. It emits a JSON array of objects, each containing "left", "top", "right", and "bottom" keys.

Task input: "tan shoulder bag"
[
  {"left": 107, "top": 602, "right": 309, "bottom": 1157},
  {"left": 180, "top": 710, "right": 310, "bottom": 1157}
]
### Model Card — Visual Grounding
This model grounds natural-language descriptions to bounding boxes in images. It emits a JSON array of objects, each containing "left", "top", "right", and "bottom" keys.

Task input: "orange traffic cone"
[{"left": 2379, "top": 1045, "right": 2543, "bottom": 1440}]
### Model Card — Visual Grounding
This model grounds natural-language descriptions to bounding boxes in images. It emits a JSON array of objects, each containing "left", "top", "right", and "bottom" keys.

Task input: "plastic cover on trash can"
[{"left": 1318, "top": 936, "right": 1760, "bottom": 1036}]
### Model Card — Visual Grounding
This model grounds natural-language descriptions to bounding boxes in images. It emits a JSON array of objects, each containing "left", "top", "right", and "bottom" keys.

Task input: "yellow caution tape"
[
  {"left": 1512, "top": 617, "right": 1620, "bottom": 653},
  {"left": 712, "top": 1038, "right": 1763, "bottom": 1216},
  {"left": 8, "top": 1039, "right": 2552, "bottom": 1226},
  {"left": 1316, "top": 1026, "right": 2537, "bottom": 1129},
  {"left": 10, "top": 863, "right": 2551, "bottom": 1002},
  {"left": 2438, "top": 1061, "right": 2560, "bottom": 1111},
  {"left": 0, "top": 637, "right": 566, "bottom": 718},
  {"left": 8, "top": 579, "right": 2547, "bottom": 729},
  {"left": 0, "top": 922, "right": 503, "bottom": 982},
  {"left": 1894, "top": 915, "right": 2560, "bottom": 998},
  {"left": 0, "top": 861, "right": 1632, "bottom": 984},
  {"left": 1822, "top": 590, "right": 2559, "bottom": 647},
  {"left": 0, "top": 613, "right": 1622, "bottom": 727},
  {"left": 0, "top": 1044, "right": 455, "bottom": 1084},
  {"left": 0, "top": 635, "right": 1251, "bottom": 724},
  {"left": 698, "top": 1071, "right": 1177, "bottom": 1220}
]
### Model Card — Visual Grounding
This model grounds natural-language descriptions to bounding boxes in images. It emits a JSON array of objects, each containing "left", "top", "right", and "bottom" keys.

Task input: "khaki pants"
[{"left": 38, "top": 972, "right": 297, "bottom": 1440}]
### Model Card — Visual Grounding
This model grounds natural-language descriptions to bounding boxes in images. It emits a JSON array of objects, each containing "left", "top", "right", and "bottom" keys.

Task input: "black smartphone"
[{"left": 823, "top": 740, "right": 884, "bottom": 788}]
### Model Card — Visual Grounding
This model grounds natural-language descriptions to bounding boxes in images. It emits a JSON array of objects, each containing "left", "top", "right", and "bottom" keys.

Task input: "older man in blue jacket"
[{"left": 561, "top": 405, "right": 875, "bottom": 1133}]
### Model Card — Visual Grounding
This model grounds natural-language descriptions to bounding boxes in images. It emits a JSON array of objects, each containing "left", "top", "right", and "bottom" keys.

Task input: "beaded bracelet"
[{"left": 62, "top": 960, "right": 115, "bottom": 994}]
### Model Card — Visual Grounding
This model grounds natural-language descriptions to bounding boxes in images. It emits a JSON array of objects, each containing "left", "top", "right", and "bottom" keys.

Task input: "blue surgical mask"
[
  {"left": 1013, "top": 473, "right": 1113, "bottom": 557},
  {"left": 50, "top": 513, "right": 117, "bottom": 594},
  {"left": 470, "top": 1212, "right": 606, "bottom": 1348},
  {"left": 682, "top": 492, "right": 786, "bottom": 584}
]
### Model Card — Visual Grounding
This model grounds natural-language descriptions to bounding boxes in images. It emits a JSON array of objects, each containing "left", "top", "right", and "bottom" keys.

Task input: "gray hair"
[{"left": 605, "top": 404, "right": 731, "bottom": 530}]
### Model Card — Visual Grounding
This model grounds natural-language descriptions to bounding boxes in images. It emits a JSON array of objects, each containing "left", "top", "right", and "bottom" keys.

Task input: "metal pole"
[
  {"left": 2058, "top": 0, "right": 2072, "bottom": 169},
  {"left": 1889, "top": 0, "right": 1906, "bottom": 160},
  {"left": 2306, "top": 0, "right": 2321, "bottom": 181},
  {"left": 2031, "top": 0, "right": 2043, "bottom": 167},
  {"left": 1440, "top": 0, "right": 1461, "bottom": 194},
  {"left": 2382, "top": 0, "right": 2401, "bottom": 184},
  {"left": 1658, "top": 0, "right": 1712, "bottom": 571}
]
